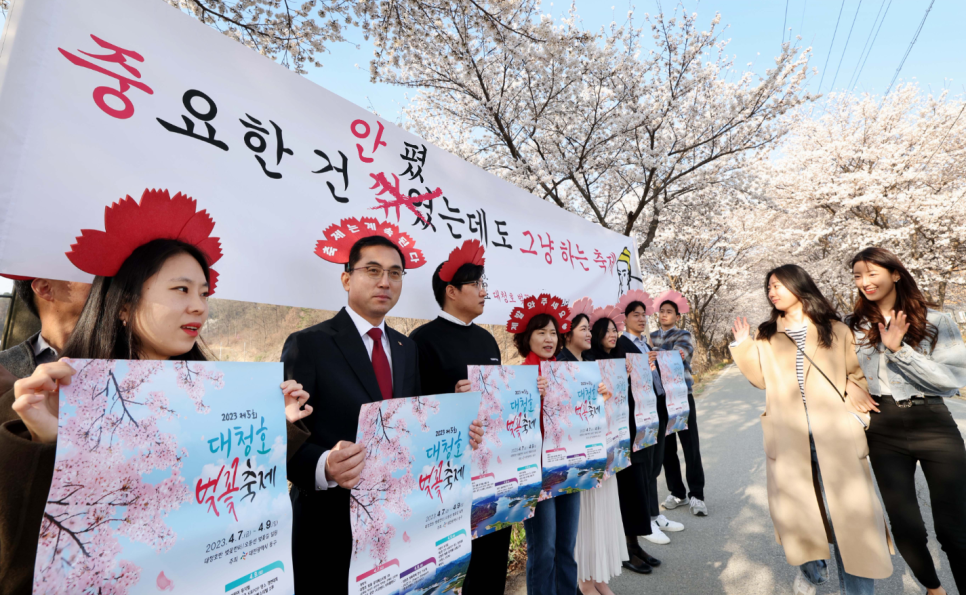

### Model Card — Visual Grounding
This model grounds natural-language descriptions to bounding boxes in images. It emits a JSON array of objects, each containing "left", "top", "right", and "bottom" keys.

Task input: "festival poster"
[
  {"left": 467, "top": 365, "right": 542, "bottom": 539},
  {"left": 349, "top": 393, "right": 481, "bottom": 595},
  {"left": 538, "top": 361, "right": 608, "bottom": 497},
  {"left": 597, "top": 358, "right": 631, "bottom": 477},
  {"left": 656, "top": 351, "right": 690, "bottom": 435},
  {"left": 627, "top": 353, "right": 659, "bottom": 451},
  {"left": 34, "top": 360, "right": 294, "bottom": 595}
]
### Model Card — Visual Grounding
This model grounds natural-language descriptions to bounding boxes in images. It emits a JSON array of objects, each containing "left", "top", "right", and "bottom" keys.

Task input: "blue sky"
[{"left": 299, "top": 0, "right": 962, "bottom": 121}]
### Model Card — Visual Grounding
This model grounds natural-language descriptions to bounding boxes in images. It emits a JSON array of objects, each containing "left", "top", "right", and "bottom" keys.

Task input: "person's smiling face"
[{"left": 852, "top": 260, "right": 898, "bottom": 303}]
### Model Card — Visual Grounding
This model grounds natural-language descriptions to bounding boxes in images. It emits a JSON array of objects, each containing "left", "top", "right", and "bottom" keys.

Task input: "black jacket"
[{"left": 281, "top": 307, "right": 420, "bottom": 595}]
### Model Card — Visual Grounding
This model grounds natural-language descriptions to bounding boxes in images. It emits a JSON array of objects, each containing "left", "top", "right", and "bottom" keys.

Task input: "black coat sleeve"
[{"left": 281, "top": 332, "right": 326, "bottom": 492}]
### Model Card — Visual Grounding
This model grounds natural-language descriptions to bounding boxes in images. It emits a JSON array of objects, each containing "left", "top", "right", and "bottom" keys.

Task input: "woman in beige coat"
[{"left": 730, "top": 265, "right": 892, "bottom": 595}]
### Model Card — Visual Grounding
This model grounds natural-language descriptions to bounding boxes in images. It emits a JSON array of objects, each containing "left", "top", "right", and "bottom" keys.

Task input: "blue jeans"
[
  {"left": 523, "top": 492, "right": 580, "bottom": 595},
  {"left": 800, "top": 436, "right": 875, "bottom": 595}
]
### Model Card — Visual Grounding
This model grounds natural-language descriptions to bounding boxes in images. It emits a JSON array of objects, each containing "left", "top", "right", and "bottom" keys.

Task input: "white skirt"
[{"left": 575, "top": 475, "right": 628, "bottom": 582}]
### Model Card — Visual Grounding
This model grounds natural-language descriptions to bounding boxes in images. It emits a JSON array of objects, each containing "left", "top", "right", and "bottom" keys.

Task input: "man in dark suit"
[
  {"left": 0, "top": 278, "right": 90, "bottom": 423},
  {"left": 281, "top": 235, "right": 422, "bottom": 595}
]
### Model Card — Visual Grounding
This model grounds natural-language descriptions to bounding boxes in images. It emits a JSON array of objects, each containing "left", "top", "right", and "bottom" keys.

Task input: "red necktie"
[{"left": 367, "top": 328, "right": 393, "bottom": 400}]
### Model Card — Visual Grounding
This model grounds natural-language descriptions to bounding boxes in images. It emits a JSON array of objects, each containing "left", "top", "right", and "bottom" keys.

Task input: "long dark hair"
[
  {"left": 756, "top": 264, "right": 840, "bottom": 349},
  {"left": 589, "top": 317, "right": 621, "bottom": 360},
  {"left": 513, "top": 313, "right": 562, "bottom": 359},
  {"left": 848, "top": 247, "right": 938, "bottom": 349},
  {"left": 62, "top": 239, "right": 212, "bottom": 361}
]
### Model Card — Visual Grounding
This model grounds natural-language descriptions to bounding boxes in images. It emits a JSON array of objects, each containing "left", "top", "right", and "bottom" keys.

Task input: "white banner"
[{"left": 0, "top": 0, "right": 642, "bottom": 324}]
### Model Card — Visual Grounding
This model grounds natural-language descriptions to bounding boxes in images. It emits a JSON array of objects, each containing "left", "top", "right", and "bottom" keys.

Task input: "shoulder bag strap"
[{"left": 782, "top": 332, "right": 846, "bottom": 402}]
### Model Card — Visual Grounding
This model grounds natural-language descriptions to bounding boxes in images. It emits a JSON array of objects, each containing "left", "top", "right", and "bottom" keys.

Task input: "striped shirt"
[{"left": 785, "top": 324, "right": 808, "bottom": 405}]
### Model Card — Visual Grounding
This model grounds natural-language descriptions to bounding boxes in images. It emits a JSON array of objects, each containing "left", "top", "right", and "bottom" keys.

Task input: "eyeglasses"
[
  {"left": 462, "top": 280, "right": 488, "bottom": 292},
  {"left": 349, "top": 265, "right": 406, "bottom": 282}
]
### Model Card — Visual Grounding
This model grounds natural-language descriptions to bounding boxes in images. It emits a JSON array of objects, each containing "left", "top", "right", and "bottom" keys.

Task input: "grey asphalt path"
[{"left": 508, "top": 365, "right": 964, "bottom": 594}]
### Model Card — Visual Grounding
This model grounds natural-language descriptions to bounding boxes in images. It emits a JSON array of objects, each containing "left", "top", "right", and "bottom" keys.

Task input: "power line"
[
  {"left": 851, "top": 0, "right": 892, "bottom": 92},
  {"left": 817, "top": 0, "right": 847, "bottom": 94},
  {"left": 828, "top": 0, "right": 863, "bottom": 92},
  {"left": 799, "top": 0, "right": 808, "bottom": 37},
  {"left": 782, "top": 0, "right": 790, "bottom": 44},
  {"left": 846, "top": 0, "right": 887, "bottom": 91},
  {"left": 885, "top": 0, "right": 935, "bottom": 95}
]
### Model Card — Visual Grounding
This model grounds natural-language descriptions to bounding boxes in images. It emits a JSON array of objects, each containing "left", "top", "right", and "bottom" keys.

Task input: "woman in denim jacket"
[{"left": 847, "top": 247, "right": 966, "bottom": 595}]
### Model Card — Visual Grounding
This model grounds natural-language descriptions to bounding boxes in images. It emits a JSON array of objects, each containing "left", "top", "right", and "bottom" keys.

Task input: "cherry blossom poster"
[
  {"left": 656, "top": 351, "right": 690, "bottom": 435},
  {"left": 466, "top": 365, "right": 542, "bottom": 539},
  {"left": 598, "top": 358, "right": 631, "bottom": 477},
  {"left": 0, "top": 0, "right": 643, "bottom": 324},
  {"left": 538, "top": 361, "right": 608, "bottom": 498},
  {"left": 627, "top": 353, "right": 660, "bottom": 451},
  {"left": 349, "top": 393, "right": 480, "bottom": 595},
  {"left": 33, "top": 359, "right": 294, "bottom": 595}
]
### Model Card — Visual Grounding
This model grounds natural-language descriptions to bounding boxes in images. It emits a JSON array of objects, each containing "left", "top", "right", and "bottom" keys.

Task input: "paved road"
[{"left": 508, "top": 365, "right": 964, "bottom": 594}]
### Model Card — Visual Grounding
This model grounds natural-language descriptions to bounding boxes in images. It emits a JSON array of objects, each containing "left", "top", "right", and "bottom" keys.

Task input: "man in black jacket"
[
  {"left": 409, "top": 240, "right": 504, "bottom": 594},
  {"left": 282, "top": 234, "right": 422, "bottom": 595}
]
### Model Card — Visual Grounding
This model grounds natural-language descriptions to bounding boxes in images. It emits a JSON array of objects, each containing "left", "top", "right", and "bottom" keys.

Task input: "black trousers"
[
  {"left": 867, "top": 396, "right": 966, "bottom": 592},
  {"left": 663, "top": 393, "right": 705, "bottom": 500},
  {"left": 616, "top": 463, "right": 652, "bottom": 536},
  {"left": 461, "top": 528, "right": 512, "bottom": 594},
  {"left": 643, "top": 397, "right": 669, "bottom": 518}
]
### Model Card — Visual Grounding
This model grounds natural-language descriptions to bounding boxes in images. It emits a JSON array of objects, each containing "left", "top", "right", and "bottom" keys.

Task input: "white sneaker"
[
  {"left": 642, "top": 521, "right": 670, "bottom": 544},
  {"left": 654, "top": 514, "right": 684, "bottom": 532},
  {"left": 792, "top": 572, "right": 817, "bottom": 595},
  {"left": 689, "top": 497, "right": 708, "bottom": 516},
  {"left": 662, "top": 494, "right": 686, "bottom": 510}
]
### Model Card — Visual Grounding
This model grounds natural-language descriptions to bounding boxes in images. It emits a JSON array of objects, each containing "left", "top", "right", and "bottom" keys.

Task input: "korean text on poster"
[
  {"left": 597, "top": 358, "right": 631, "bottom": 477},
  {"left": 656, "top": 351, "right": 690, "bottom": 435},
  {"left": 33, "top": 360, "right": 293, "bottom": 595},
  {"left": 467, "top": 365, "right": 542, "bottom": 539},
  {"left": 349, "top": 393, "right": 480, "bottom": 595},
  {"left": 538, "top": 361, "right": 607, "bottom": 498},
  {"left": 626, "top": 353, "right": 660, "bottom": 451}
]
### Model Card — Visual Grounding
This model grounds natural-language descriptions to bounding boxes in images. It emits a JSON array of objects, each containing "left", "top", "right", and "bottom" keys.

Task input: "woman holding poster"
[
  {"left": 1, "top": 189, "right": 314, "bottom": 595},
  {"left": 571, "top": 310, "right": 632, "bottom": 594},
  {"left": 730, "top": 265, "right": 892, "bottom": 595},
  {"left": 507, "top": 294, "right": 581, "bottom": 595}
]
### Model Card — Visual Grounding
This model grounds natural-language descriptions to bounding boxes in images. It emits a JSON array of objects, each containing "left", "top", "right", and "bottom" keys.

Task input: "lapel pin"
[{"left": 398, "top": 341, "right": 403, "bottom": 346}]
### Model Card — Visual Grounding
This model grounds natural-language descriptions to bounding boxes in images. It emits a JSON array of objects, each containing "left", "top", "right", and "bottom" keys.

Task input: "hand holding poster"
[
  {"left": 627, "top": 353, "right": 660, "bottom": 451},
  {"left": 467, "top": 365, "right": 542, "bottom": 539},
  {"left": 538, "top": 361, "right": 607, "bottom": 497},
  {"left": 656, "top": 351, "right": 690, "bottom": 435},
  {"left": 34, "top": 360, "right": 293, "bottom": 595},
  {"left": 597, "top": 358, "right": 631, "bottom": 477},
  {"left": 349, "top": 393, "right": 480, "bottom": 595}
]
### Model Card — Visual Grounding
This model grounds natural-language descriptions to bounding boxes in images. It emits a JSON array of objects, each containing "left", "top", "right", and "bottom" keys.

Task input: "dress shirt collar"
[
  {"left": 345, "top": 306, "right": 387, "bottom": 339},
  {"left": 439, "top": 310, "right": 473, "bottom": 327},
  {"left": 33, "top": 333, "right": 56, "bottom": 358},
  {"left": 623, "top": 331, "right": 650, "bottom": 351}
]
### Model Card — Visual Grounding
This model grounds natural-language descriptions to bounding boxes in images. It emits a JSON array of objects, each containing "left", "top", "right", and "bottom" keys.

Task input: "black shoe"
[
  {"left": 622, "top": 555, "right": 653, "bottom": 574},
  {"left": 628, "top": 543, "right": 662, "bottom": 568}
]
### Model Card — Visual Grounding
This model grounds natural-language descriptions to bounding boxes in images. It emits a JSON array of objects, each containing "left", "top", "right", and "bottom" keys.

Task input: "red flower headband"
[
  {"left": 315, "top": 217, "right": 425, "bottom": 269},
  {"left": 506, "top": 293, "right": 571, "bottom": 334},
  {"left": 66, "top": 189, "right": 223, "bottom": 293},
  {"left": 616, "top": 289, "right": 655, "bottom": 316},
  {"left": 438, "top": 239, "right": 485, "bottom": 282}
]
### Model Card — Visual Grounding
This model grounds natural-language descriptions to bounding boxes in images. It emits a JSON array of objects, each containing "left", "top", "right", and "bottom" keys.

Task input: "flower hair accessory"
[
  {"left": 566, "top": 297, "right": 594, "bottom": 325},
  {"left": 654, "top": 290, "right": 690, "bottom": 314},
  {"left": 616, "top": 289, "right": 655, "bottom": 316},
  {"left": 438, "top": 239, "right": 485, "bottom": 282},
  {"left": 315, "top": 216, "right": 425, "bottom": 269},
  {"left": 506, "top": 293, "right": 571, "bottom": 334},
  {"left": 66, "top": 189, "right": 223, "bottom": 293},
  {"left": 0, "top": 274, "right": 33, "bottom": 281},
  {"left": 590, "top": 304, "right": 625, "bottom": 332}
]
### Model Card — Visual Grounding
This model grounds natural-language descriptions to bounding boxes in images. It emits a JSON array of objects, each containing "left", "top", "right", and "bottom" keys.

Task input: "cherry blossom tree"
[
  {"left": 468, "top": 365, "right": 513, "bottom": 475},
  {"left": 34, "top": 360, "right": 224, "bottom": 595},
  {"left": 540, "top": 362, "right": 576, "bottom": 449},
  {"left": 163, "top": 0, "right": 363, "bottom": 74},
  {"left": 351, "top": 396, "right": 440, "bottom": 564},
  {"left": 761, "top": 83, "right": 966, "bottom": 307},
  {"left": 372, "top": 1, "right": 813, "bottom": 251}
]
